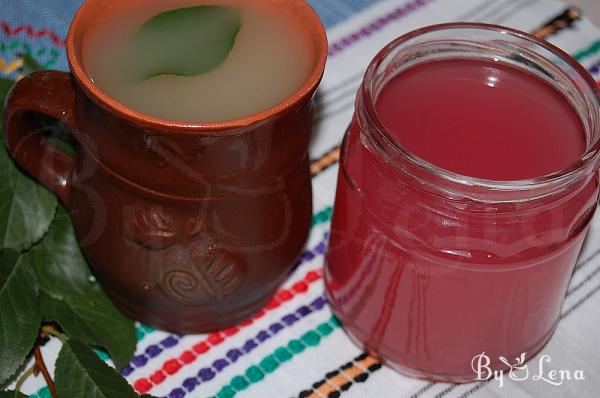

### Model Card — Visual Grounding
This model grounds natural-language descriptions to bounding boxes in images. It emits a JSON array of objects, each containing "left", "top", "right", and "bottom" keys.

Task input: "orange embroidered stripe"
[
  {"left": 132, "top": 268, "right": 323, "bottom": 393},
  {"left": 310, "top": 145, "right": 341, "bottom": 177},
  {"left": 0, "top": 57, "right": 22, "bottom": 75},
  {"left": 532, "top": 7, "right": 581, "bottom": 39},
  {"left": 297, "top": 353, "right": 382, "bottom": 398}
]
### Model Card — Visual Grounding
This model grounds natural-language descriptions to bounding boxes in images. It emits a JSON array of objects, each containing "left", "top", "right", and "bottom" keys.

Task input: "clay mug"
[{"left": 3, "top": 0, "right": 327, "bottom": 333}]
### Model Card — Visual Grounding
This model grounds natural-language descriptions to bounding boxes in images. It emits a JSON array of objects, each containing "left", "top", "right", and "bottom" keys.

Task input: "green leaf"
[
  {"left": 122, "top": 6, "right": 242, "bottom": 81},
  {"left": 1, "top": 74, "right": 14, "bottom": 133},
  {"left": 18, "top": 53, "right": 43, "bottom": 76},
  {"left": 0, "top": 391, "right": 28, "bottom": 397},
  {"left": 55, "top": 339, "right": 139, "bottom": 398},
  {"left": 22, "top": 205, "right": 98, "bottom": 298},
  {"left": 20, "top": 206, "right": 136, "bottom": 370},
  {"left": 0, "top": 82, "right": 13, "bottom": 125},
  {"left": 0, "top": 249, "right": 42, "bottom": 385},
  {"left": 0, "top": 77, "right": 14, "bottom": 97},
  {"left": 0, "top": 131, "right": 58, "bottom": 252},
  {"left": 40, "top": 292, "right": 135, "bottom": 370}
]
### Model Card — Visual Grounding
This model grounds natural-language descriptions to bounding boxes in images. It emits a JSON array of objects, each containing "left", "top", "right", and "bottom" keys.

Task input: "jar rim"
[{"left": 360, "top": 22, "right": 600, "bottom": 195}]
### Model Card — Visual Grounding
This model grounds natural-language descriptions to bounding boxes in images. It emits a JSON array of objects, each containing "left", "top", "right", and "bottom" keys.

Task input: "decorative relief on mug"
[
  {"left": 124, "top": 206, "right": 179, "bottom": 250},
  {"left": 124, "top": 207, "right": 244, "bottom": 306},
  {"left": 163, "top": 249, "right": 243, "bottom": 306}
]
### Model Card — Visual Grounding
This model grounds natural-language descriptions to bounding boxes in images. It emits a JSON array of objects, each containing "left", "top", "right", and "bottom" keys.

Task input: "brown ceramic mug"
[{"left": 3, "top": 0, "right": 327, "bottom": 333}]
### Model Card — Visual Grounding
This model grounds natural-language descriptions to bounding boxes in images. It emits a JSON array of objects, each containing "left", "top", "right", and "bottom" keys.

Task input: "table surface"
[{"left": 2, "top": 1, "right": 600, "bottom": 398}]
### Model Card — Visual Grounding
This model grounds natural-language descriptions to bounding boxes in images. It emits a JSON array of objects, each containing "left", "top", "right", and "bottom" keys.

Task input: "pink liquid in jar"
[{"left": 325, "top": 56, "right": 600, "bottom": 381}]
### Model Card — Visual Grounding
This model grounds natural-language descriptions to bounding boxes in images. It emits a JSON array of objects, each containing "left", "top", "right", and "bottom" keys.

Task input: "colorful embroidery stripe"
[
  {"left": 311, "top": 206, "right": 333, "bottom": 226},
  {"left": 161, "top": 295, "right": 328, "bottom": 398},
  {"left": 29, "top": 387, "right": 52, "bottom": 398},
  {"left": 0, "top": 40, "right": 61, "bottom": 68},
  {"left": 123, "top": 232, "right": 329, "bottom": 378},
  {"left": 311, "top": 145, "right": 341, "bottom": 176},
  {"left": 536, "top": 8, "right": 600, "bottom": 74},
  {"left": 574, "top": 39, "right": 600, "bottom": 62},
  {"left": 30, "top": 267, "right": 324, "bottom": 398},
  {"left": 297, "top": 353, "right": 382, "bottom": 398},
  {"left": 328, "top": 0, "right": 434, "bottom": 57},
  {"left": 0, "top": 21, "right": 65, "bottom": 46},
  {"left": 294, "top": 232, "right": 328, "bottom": 268},
  {"left": 211, "top": 316, "right": 342, "bottom": 398},
  {"left": 127, "top": 267, "right": 322, "bottom": 385},
  {"left": 587, "top": 58, "right": 600, "bottom": 75},
  {"left": 132, "top": 270, "right": 324, "bottom": 393},
  {"left": 0, "top": 57, "right": 22, "bottom": 75},
  {"left": 532, "top": 7, "right": 581, "bottom": 39},
  {"left": 136, "top": 324, "right": 156, "bottom": 341},
  {"left": 0, "top": 40, "right": 54, "bottom": 55}
]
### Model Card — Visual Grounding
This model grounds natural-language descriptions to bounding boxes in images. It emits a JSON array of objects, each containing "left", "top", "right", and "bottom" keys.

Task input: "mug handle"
[{"left": 3, "top": 70, "right": 78, "bottom": 206}]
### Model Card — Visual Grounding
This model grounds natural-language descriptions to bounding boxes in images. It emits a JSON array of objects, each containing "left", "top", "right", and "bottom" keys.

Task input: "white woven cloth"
[{"left": 9, "top": 1, "right": 600, "bottom": 397}]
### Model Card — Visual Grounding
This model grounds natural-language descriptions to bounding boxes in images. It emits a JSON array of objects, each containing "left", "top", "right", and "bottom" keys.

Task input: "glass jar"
[{"left": 324, "top": 23, "right": 600, "bottom": 382}]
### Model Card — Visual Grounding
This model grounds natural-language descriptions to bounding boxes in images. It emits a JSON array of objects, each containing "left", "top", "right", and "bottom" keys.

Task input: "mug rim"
[
  {"left": 66, "top": 0, "right": 328, "bottom": 133},
  {"left": 360, "top": 22, "right": 600, "bottom": 194}
]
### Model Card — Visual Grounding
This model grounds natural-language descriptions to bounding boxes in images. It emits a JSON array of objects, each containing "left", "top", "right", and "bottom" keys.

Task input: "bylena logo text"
[{"left": 471, "top": 352, "right": 585, "bottom": 387}]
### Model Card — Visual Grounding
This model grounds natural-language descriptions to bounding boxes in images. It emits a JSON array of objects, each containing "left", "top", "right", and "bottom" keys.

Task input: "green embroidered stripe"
[
  {"left": 95, "top": 348, "right": 110, "bottom": 361},
  {"left": 574, "top": 39, "right": 600, "bottom": 62},
  {"left": 136, "top": 323, "right": 155, "bottom": 341},
  {"left": 0, "top": 39, "right": 61, "bottom": 68},
  {"left": 213, "top": 316, "right": 341, "bottom": 398},
  {"left": 311, "top": 206, "right": 333, "bottom": 227},
  {"left": 30, "top": 388, "right": 52, "bottom": 398}
]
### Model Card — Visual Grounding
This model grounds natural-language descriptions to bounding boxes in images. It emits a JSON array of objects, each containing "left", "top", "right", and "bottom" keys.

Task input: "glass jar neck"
[{"left": 356, "top": 23, "right": 600, "bottom": 204}]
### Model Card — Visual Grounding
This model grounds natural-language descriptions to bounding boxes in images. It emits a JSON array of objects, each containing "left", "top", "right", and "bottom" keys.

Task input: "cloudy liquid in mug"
[{"left": 82, "top": 0, "right": 314, "bottom": 122}]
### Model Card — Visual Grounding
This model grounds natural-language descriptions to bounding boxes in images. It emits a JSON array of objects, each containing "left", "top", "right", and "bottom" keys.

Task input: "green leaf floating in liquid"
[{"left": 122, "top": 6, "right": 242, "bottom": 82}]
